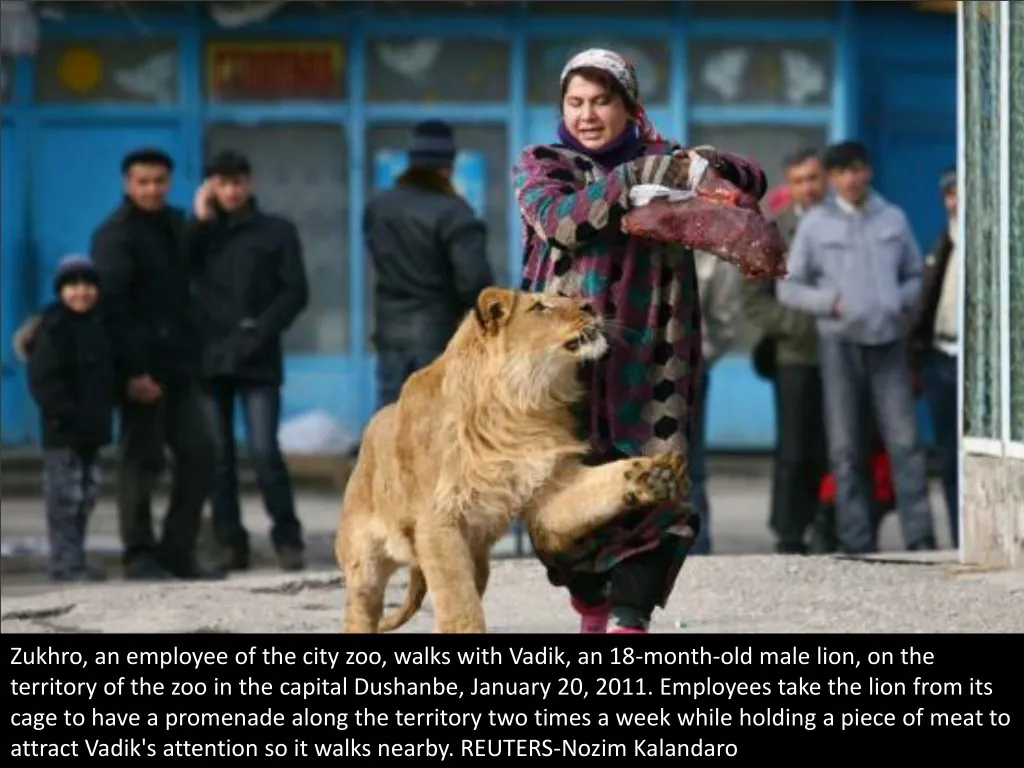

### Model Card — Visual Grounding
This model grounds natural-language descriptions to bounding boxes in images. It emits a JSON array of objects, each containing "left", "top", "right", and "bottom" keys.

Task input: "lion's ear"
[{"left": 474, "top": 287, "right": 516, "bottom": 333}]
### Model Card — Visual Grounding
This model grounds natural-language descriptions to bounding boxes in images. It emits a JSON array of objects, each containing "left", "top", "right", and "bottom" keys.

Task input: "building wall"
[
  {"left": 0, "top": 1, "right": 956, "bottom": 449},
  {"left": 959, "top": 1, "right": 1023, "bottom": 568}
]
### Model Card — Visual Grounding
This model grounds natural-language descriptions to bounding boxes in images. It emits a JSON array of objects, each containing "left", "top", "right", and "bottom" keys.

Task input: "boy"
[{"left": 25, "top": 254, "right": 117, "bottom": 582}]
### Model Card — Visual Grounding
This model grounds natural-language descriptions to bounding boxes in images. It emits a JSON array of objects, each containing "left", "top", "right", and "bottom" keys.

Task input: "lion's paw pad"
[{"left": 622, "top": 451, "right": 688, "bottom": 507}]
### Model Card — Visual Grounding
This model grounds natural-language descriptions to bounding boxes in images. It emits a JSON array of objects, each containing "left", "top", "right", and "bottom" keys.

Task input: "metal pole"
[{"left": 954, "top": 0, "right": 967, "bottom": 562}]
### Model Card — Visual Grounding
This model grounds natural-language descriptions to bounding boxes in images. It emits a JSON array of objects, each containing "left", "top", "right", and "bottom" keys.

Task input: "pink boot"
[
  {"left": 572, "top": 598, "right": 610, "bottom": 634},
  {"left": 608, "top": 626, "right": 648, "bottom": 634}
]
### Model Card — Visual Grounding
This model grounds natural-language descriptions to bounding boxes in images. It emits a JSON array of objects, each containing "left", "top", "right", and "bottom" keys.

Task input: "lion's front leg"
[
  {"left": 527, "top": 451, "right": 688, "bottom": 554},
  {"left": 416, "top": 517, "right": 487, "bottom": 634}
]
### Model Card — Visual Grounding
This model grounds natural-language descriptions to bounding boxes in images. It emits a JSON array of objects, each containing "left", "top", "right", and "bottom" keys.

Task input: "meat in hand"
[{"left": 622, "top": 165, "right": 788, "bottom": 279}]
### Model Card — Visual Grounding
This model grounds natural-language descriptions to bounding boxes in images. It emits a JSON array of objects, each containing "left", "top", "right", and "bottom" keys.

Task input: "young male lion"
[{"left": 335, "top": 287, "right": 687, "bottom": 633}]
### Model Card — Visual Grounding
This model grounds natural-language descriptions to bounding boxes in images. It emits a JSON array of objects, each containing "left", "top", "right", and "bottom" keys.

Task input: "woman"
[{"left": 513, "top": 49, "right": 767, "bottom": 634}]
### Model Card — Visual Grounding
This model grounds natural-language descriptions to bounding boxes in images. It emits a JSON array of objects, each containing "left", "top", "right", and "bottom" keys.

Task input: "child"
[{"left": 24, "top": 254, "right": 116, "bottom": 582}]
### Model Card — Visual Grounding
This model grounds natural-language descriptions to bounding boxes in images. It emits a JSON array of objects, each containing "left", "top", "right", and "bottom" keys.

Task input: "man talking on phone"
[{"left": 191, "top": 151, "right": 309, "bottom": 573}]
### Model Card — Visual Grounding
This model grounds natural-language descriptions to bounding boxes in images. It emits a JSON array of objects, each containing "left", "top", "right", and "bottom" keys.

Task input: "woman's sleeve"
[{"left": 512, "top": 145, "right": 680, "bottom": 251}]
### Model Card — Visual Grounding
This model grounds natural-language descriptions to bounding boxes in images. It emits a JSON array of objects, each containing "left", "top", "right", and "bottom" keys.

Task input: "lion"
[{"left": 334, "top": 287, "right": 688, "bottom": 634}]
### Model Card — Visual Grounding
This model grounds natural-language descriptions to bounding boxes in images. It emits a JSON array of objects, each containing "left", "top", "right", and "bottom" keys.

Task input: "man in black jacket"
[
  {"left": 192, "top": 151, "right": 309, "bottom": 572},
  {"left": 909, "top": 165, "right": 959, "bottom": 547},
  {"left": 91, "top": 148, "right": 220, "bottom": 582},
  {"left": 364, "top": 120, "right": 494, "bottom": 407}
]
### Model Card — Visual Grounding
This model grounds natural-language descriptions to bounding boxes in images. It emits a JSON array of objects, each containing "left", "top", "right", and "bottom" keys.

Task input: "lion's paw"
[{"left": 622, "top": 451, "right": 688, "bottom": 508}]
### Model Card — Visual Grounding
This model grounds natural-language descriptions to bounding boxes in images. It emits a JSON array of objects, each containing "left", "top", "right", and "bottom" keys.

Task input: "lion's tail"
[{"left": 378, "top": 566, "right": 426, "bottom": 632}]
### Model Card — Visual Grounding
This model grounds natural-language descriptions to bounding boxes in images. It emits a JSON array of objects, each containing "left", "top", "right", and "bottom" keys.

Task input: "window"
[
  {"left": 366, "top": 38, "right": 509, "bottom": 102},
  {"left": 688, "top": 123, "right": 829, "bottom": 353},
  {"left": 527, "top": 38, "right": 670, "bottom": 104},
  {"left": 962, "top": 1, "right": 1002, "bottom": 439},
  {"left": 687, "top": 40, "right": 833, "bottom": 106},
  {"left": 363, "top": 123, "right": 509, "bottom": 349},
  {"left": 204, "top": 123, "right": 350, "bottom": 354},
  {"left": 204, "top": 40, "right": 346, "bottom": 102},
  {"left": 36, "top": 39, "right": 179, "bottom": 104}
]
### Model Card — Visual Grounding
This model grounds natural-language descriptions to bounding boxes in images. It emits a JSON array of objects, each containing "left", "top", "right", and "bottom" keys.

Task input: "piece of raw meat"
[{"left": 622, "top": 164, "right": 788, "bottom": 279}]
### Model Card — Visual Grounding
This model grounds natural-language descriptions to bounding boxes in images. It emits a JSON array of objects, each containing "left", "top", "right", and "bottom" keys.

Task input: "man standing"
[
  {"left": 364, "top": 120, "right": 494, "bottom": 407},
  {"left": 192, "top": 151, "right": 309, "bottom": 573},
  {"left": 91, "top": 148, "right": 220, "bottom": 581},
  {"left": 689, "top": 251, "right": 740, "bottom": 555},
  {"left": 909, "top": 165, "right": 959, "bottom": 547},
  {"left": 778, "top": 141, "right": 936, "bottom": 554},
  {"left": 743, "top": 148, "right": 829, "bottom": 554}
]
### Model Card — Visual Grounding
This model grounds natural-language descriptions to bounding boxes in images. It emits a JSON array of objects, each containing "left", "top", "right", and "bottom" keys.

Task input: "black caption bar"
[{"left": 7, "top": 634, "right": 1021, "bottom": 763}]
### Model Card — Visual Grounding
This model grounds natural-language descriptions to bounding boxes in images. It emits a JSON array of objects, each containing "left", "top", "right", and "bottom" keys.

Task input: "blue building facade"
[{"left": 0, "top": 0, "right": 956, "bottom": 449}]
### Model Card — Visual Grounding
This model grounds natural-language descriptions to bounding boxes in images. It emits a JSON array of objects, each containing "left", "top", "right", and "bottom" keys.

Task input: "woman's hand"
[{"left": 692, "top": 147, "right": 769, "bottom": 201}]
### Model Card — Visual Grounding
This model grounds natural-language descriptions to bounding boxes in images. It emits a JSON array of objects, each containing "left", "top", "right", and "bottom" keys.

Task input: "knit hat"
[
  {"left": 409, "top": 120, "right": 456, "bottom": 169},
  {"left": 53, "top": 253, "right": 99, "bottom": 294}
]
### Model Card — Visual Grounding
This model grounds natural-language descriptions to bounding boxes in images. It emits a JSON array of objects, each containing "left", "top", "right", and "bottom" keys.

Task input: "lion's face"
[{"left": 474, "top": 288, "right": 607, "bottom": 363}]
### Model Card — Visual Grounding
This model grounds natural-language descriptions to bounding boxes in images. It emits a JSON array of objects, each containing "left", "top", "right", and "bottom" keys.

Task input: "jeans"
[
  {"left": 202, "top": 379, "right": 303, "bottom": 554},
  {"left": 818, "top": 338, "right": 936, "bottom": 553},
  {"left": 117, "top": 380, "right": 214, "bottom": 569},
  {"left": 43, "top": 448, "right": 100, "bottom": 577},
  {"left": 770, "top": 365, "right": 828, "bottom": 553},
  {"left": 687, "top": 369, "right": 712, "bottom": 555},
  {"left": 376, "top": 346, "right": 446, "bottom": 409},
  {"left": 922, "top": 349, "right": 959, "bottom": 547}
]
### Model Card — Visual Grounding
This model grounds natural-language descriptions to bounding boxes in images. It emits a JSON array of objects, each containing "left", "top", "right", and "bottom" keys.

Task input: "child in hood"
[{"left": 23, "top": 254, "right": 117, "bottom": 582}]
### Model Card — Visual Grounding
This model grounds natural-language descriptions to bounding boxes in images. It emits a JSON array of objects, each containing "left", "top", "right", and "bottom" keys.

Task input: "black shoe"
[
  {"left": 51, "top": 565, "right": 108, "bottom": 583},
  {"left": 775, "top": 541, "right": 808, "bottom": 555},
  {"left": 907, "top": 538, "right": 937, "bottom": 552},
  {"left": 277, "top": 546, "right": 305, "bottom": 572},
  {"left": 165, "top": 561, "right": 226, "bottom": 581},
  {"left": 217, "top": 546, "right": 250, "bottom": 572},
  {"left": 124, "top": 559, "right": 174, "bottom": 581}
]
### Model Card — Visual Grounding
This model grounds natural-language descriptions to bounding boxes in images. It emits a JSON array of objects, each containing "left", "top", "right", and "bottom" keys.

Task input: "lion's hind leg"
[{"left": 527, "top": 451, "right": 688, "bottom": 554}]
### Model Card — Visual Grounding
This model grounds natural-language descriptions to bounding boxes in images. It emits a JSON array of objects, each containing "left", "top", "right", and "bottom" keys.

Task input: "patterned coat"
[{"left": 513, "top": 140, "right": 701, "bottom": 581}]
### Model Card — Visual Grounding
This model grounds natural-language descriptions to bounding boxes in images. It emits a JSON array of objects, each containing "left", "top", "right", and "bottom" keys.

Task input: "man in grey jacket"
[
  {"left": 778, "top": 141, "right": 936, "bottom": 554},
  {"left": 364, "top": 120, "right": 494, "bottom": 407}
]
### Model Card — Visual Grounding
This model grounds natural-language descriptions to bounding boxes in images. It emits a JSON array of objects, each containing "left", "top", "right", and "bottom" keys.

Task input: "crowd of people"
[
  {"left": 19, "top": 147, "right": 310, "bottom": 583},
  {"left": 16, "top": 47, "right": 960, "bottom": 637}
]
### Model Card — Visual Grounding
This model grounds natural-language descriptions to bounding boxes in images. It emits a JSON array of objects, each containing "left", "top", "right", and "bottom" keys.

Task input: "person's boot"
[
  {"left": 217, "top": 546, "right": 250, "bottom": 572},
  {"left": 124, "top": 558, "right": 174, "bottom": 581},
  {"left": 277, "top": 546, "right": 305, "bottom": 573},
  {"left": 572, "top": 598, "right": 610, "bottom": 634}
]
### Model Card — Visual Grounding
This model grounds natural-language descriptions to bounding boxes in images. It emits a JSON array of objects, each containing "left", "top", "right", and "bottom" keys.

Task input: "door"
[
  {"left": 1, "top": 122, "right": 28, "bottom": 444},
  {"left": 33, "top": 122, "right": 187, "bottom": 306}
]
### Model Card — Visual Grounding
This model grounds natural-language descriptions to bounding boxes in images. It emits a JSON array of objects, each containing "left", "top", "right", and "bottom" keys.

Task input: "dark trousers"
[
  {"left": 43, "top": 448, "right": 100, "bottom": 577},
  {"left": 117, "top": 380, "right": 214, "bottom": 569},
  {"left": 201, "top": 378, "right": 303, "bottom": 554},
  {"left": 566, "top": 534, "right": 690, "bottom": 625},
  {"left": 376, "top": 345, "right": 445, "bottom": 409},
  {"left": 687, "top": 369, "right": 711, "bottom": 555},
  {"left": 819, "top": 338, "right": 936, "bottom": 553},
  {"left": 770, "top": 364, "right": 828, "bottom": 553},
  {"left": 922, "top": 349, "right": 959, "bottom": 547}
]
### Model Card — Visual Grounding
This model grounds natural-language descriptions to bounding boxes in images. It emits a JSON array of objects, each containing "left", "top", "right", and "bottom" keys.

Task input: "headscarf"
[{"left": 559, "top": 48, "right": 665, "bottom": 144}]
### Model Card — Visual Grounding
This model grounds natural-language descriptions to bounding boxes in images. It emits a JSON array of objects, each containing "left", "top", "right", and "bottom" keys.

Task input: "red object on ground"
[{"left": 622, "top": 165, "right": 788, "bottom": 279}]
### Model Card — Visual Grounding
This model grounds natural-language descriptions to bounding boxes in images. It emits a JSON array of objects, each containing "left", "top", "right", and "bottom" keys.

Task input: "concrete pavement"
[{"left": 2, "top": 553, "right": 1021, "bottom": 634}]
